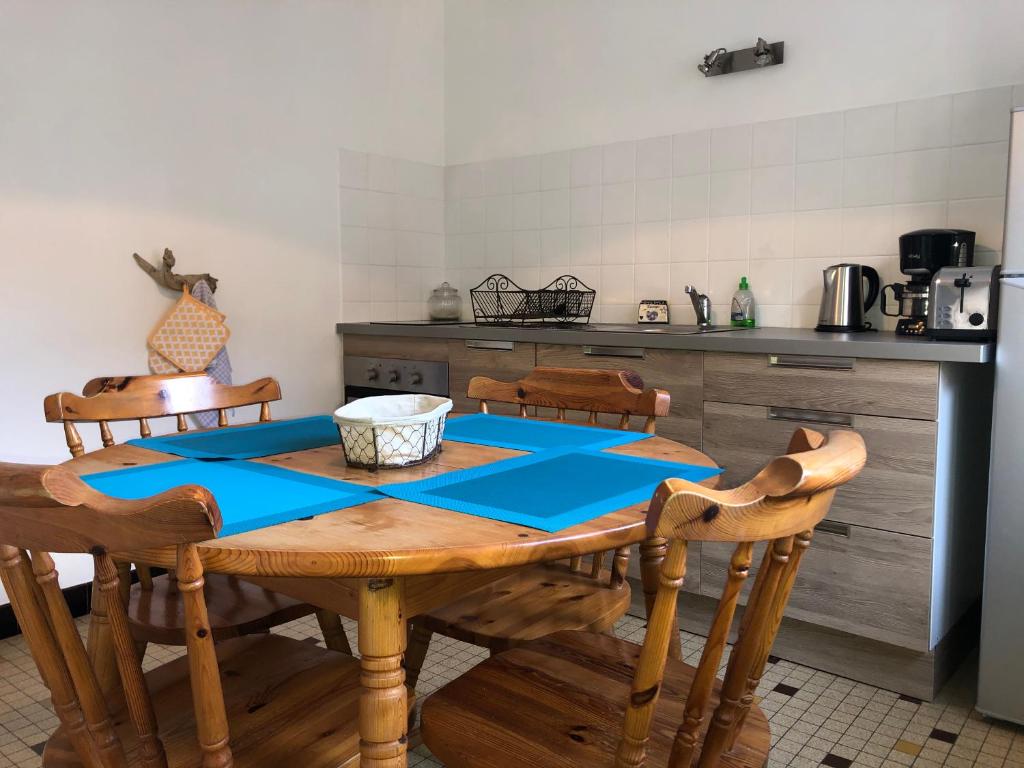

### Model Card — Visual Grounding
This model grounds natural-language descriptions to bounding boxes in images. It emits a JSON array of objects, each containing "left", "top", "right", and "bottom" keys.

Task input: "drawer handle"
[
  {"left": 768, "top": 407, "right": 853, "bottom": 427},
  {"left": 768, "top": 354, "right": 855, "bottom": 370},
  {"left": 814, "top": 521, "right": 851, "bottom": 537},
  {"left": 465, "top": 340, "right": 515, "bottom": 351},
  {"left": 583, "top": 345, "right": 645, "bottom": 359}
]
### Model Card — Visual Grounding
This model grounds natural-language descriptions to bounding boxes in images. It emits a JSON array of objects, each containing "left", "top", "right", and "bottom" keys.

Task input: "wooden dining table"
[{"left": 64, "top": 418, "right": 719, "bottom": 767}]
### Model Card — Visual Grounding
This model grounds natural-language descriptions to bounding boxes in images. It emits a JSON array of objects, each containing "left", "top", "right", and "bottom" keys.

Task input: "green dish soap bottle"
[{"left": 730, "top": 276, "right": 756, "bottom": 328}]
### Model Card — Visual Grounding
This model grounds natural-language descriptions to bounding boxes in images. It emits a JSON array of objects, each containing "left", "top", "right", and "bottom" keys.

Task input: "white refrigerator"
[{"left": 977, "top": 107, "right": 1024, "bottom": 724}]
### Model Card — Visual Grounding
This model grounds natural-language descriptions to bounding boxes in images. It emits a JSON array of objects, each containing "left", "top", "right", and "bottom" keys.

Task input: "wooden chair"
[
  {"left": 0, "top": 461, "right": 373, "bottom": 768},
  {"left": 420, "top": 427, "right": 868, "bottom": 768},
  {"left": 404, "top": 366, "right": 671, "bottom": 688},
  {"left": 42, "top": 373, "right": 351, "bottom": 655}
]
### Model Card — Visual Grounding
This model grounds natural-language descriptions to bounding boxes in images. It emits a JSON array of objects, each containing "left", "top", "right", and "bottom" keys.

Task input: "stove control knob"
[
  {"left": 410, "top": 371, "right": 423, "bottom": 385},
  {"left": 366, "top": 368, "right": 379, "bottom": 382},
  {"left": 387, "top": 369, "right": 400, "bottom": 383}
]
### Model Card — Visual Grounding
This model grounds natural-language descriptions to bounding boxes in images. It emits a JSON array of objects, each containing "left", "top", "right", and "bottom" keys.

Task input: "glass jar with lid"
[{"left": 427, "top": 282, "right": 462, "bottom": 320}]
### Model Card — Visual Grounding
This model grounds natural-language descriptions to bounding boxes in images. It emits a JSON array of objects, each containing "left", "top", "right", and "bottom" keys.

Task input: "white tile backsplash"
[
  {"left": 948, "top": 142, "right": 1009, "bottom": 199},
  {"left": 570, "top": 185, "right": 603, "bottom": 226},
  {"left": 709, "top": 170, "right": 751, "bottom": 217},
  {"left": 670, "top": 175, "right": 710, "bottom": 220},
  {"left": 795, "top": 160, "right": 843, "bottom": 211},
  {"left": 672, "top": 130, "right": 711, "bottom": 176},
  {"left": 541, "top": 189, "right": 571, "bottom": 228},
  {"left": 844, "top": 104, "right": 896, "bottom": 158},
  {"left": 342, "top": 83, "right": 1017, "bottom": 326},
  {"left": 797, "top": 112, "right": 844, "bottom": 162},
  {"left": 751, "top": 165, "right": 795, "bottom": 214},
  {"left": 602, "top": 182, "right": 636, "bottom": 224},
  {"left": 540, "top": 151, "right": 571, "bottom": 190},
  {"left": 636, "top": 178, "right": 671, "bottom": 222},
  {"left": 602, "top": 141, "right": 636, "bottom": 183},
  {"left": 895, "top": 95, "right": 952, "bottom": 151},
  {"left": 711, "top": 124, "right": 752, "bottom": 171},
  {"left": 842, "top": 154, "right": 895, "bottom": 207},
  {"left": 570, "top": 146, "right": 603, "bottom": 186},
  {"left": 752, "top": 119, "right": 796, "bottom": 168},
  {"left": 636, "top": 136, "right": 672, "bottom": 180},
  {"left": 893, "top": 148, "right": 950, "bottom": 203},
  {"left": 951, "top": 87, "right": 1012, "bottom": 146}
]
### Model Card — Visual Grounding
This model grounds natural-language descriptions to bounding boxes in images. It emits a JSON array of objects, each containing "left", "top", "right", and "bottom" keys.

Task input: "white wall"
[
  {"left": 0, "top": 0, "right": 444, "bottom": 596},
  {"left": 445, "top": 0, "right": 1024, "bottom": 163}
]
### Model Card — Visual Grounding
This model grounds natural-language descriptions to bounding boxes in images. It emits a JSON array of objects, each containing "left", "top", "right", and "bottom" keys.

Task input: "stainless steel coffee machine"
[{"left": 882, "top": 229, "right": 975, "bottom": 335}]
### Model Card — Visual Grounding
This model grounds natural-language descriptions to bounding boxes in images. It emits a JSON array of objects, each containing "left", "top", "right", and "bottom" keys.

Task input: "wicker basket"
[{"left": 333, "top": 395, "right": 452, "bottom": 471}]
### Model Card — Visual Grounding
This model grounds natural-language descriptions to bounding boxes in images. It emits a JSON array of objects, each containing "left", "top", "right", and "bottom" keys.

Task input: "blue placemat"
[
  {"left": 81, "top": 459, "right": 380, "bottom": 537},
  {"left": 377, "top": 449, "right": 721, "bottom": 532},
  {"left": 442, "top": 413, "right": 653, "bottom": 452},
  {"left": 126, "top": 415, "right": 340, "bottom": 460}
]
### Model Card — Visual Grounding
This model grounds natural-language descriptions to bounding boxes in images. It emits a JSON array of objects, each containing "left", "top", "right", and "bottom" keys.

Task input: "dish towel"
[
  {"left": 190, "top": 279, "right": 233, "bottom": 428},
  {"left": 146, "top": 279, "right": 233, "bottom": 428}
]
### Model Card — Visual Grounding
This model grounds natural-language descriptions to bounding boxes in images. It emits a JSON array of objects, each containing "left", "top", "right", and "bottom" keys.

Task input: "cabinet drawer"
[
  {"left": 343, "top": 334, "right": 449, "bottom": 362},
  {"left": 448, "top": 340, "right": 536, "bottom": 415},
  {"left": 702, "top": 402, "right": 935, "bottom": 536},
  {"left": 536, "top": 344, "right": 702, "bottom": 446},
  {"left": 704, "top": 352, "right": 937, "bottom": 420},
  {"left": 625, "top": 542, "right": 701, "bottom": 594},
  {"left": 701, "top": 524, "right": 931, "bottom": 650}
]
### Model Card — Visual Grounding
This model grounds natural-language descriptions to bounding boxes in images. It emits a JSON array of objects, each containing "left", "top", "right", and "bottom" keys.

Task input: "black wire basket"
[{"left": 469, "top": 274, "right": 595, "bottom": 325}]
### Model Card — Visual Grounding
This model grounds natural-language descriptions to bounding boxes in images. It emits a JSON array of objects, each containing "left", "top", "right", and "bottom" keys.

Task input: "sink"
[{"left": 593, "top": 324, "right": 750, "bottom": 335}]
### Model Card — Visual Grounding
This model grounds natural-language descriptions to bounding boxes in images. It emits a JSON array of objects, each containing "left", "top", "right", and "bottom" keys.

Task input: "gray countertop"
[{"left": 336, "top": 322, "right": 994, "bottom": 364}]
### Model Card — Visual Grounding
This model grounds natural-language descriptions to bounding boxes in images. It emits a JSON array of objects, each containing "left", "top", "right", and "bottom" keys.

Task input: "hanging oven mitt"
[{"left": 147, "top": 288, "right": 230, "bottom": 373}]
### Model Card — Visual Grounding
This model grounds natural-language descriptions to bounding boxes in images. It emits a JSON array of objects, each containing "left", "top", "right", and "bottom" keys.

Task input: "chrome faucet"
[{"left": 684, "top": 285, "right": 712, "bottom": 329}]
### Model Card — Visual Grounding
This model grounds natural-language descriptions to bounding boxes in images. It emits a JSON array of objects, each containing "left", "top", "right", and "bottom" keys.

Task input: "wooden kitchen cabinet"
[
  {"left": 702, "top": 401, "right": 936, "bottom": 537},
  {"left": 536, "top": 344, "right": 702, "bottom": 446},
  {"left": 704, "top": 352, "right": 938, "bottom": 420},
  {"left": 447, "top": 339, "right": 537, "bottom": 414},
  {"left": 701, "top": 525, "right": 932, "bottom": 651}
]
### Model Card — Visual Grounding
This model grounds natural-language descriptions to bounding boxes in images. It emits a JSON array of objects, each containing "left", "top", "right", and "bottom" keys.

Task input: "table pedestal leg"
[
  {"left": 640, "top": 537, "right": 682, "bottom": 660},
  {"left": 359, "top": 578, "right": 408, "bottom": 767}
]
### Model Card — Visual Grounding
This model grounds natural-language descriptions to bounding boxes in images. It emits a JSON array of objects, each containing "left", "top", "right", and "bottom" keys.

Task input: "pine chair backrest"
[
  {"left": 614, "top": 427, "right": 867, "bottom": 768},
  {"left": 44, "top": 373, "right": 282, "bottom": 457},
  {"left": 467, "top": 366, "right": 671, "bottom": 584},
  {"left": 468, "top": 366, "right": 670, "bottom": 432},
  {"left": 0, "top": 462, "right": 229, "bottom": 768}
]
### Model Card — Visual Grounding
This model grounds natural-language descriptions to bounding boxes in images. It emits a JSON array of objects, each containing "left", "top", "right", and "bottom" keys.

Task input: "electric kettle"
[{"left": 815, "top": 263, "right": 881, "bottom": 332}]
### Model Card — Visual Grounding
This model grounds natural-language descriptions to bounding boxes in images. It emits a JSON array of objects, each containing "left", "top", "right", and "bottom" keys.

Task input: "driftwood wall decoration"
[{"left": 133, "top": 248, "right": 218, "bottom": 293}]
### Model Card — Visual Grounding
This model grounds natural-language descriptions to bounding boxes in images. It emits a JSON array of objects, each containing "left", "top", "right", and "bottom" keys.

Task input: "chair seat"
[
  {"left": 422, "top": 630, "right": 770, "bottom": 768},
  {"left": 419, "top": 563, "right": 631, "bottom": 651},
  {"left": 126, "top": 572, "right": 314, "bottom": 645},
  {"left": 44, "top": 634, "right": 405, "bottom": 768}
]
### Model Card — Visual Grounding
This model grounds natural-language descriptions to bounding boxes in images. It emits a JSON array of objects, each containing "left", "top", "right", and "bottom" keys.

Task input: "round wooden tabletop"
[{"left": 64, "top": 426, "right": 718, "bottom": 579}]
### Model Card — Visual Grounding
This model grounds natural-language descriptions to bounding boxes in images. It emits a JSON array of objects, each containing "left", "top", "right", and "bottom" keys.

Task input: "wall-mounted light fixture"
[{"left": 698, "top": 37, "right": 784, "bottom": 77}]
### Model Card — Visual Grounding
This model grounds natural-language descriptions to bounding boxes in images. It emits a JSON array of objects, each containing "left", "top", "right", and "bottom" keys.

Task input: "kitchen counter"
[{"left": 336, "top": 322, "right": 993, "bottom": 364}]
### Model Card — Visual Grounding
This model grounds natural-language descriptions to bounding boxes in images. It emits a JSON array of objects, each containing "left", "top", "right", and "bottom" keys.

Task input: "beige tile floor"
[{"left": 1, "top": 612, "right": 1021, "bottom": 768}]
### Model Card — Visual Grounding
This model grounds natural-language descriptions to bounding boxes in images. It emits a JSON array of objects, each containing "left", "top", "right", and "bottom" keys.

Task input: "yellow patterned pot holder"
[{"left": 147, "top": 289, "right": 230, "bottom": 372}]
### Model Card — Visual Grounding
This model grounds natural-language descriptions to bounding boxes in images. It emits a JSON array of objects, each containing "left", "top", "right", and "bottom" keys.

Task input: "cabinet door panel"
[
  {"left": 704, "top": 352, "right": 938, "bottom": 420},
  {"left": 702, "top": 402, "right": 935, "bottom": 536},
  {"left": 701, "top": 526, "right": 931, "bottom": 650},
  {"left": 447, "top": 340, "right": 536, "bottom": 415},
  {"left": 536, "top": 344, "right": 702, "bottom": 446}
]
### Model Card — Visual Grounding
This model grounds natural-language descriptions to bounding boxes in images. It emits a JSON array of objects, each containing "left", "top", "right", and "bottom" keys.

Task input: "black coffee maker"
[{"left": 882, "top": 229, "right": 975, "bottom": 335}]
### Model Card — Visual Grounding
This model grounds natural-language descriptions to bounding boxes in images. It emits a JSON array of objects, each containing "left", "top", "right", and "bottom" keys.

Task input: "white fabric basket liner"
[
  {"left": 333, "top": 395, "right": 453, "bottom": 468},
  {"left": 333, "top": 395, "right": 453, "bottom": 427}
]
